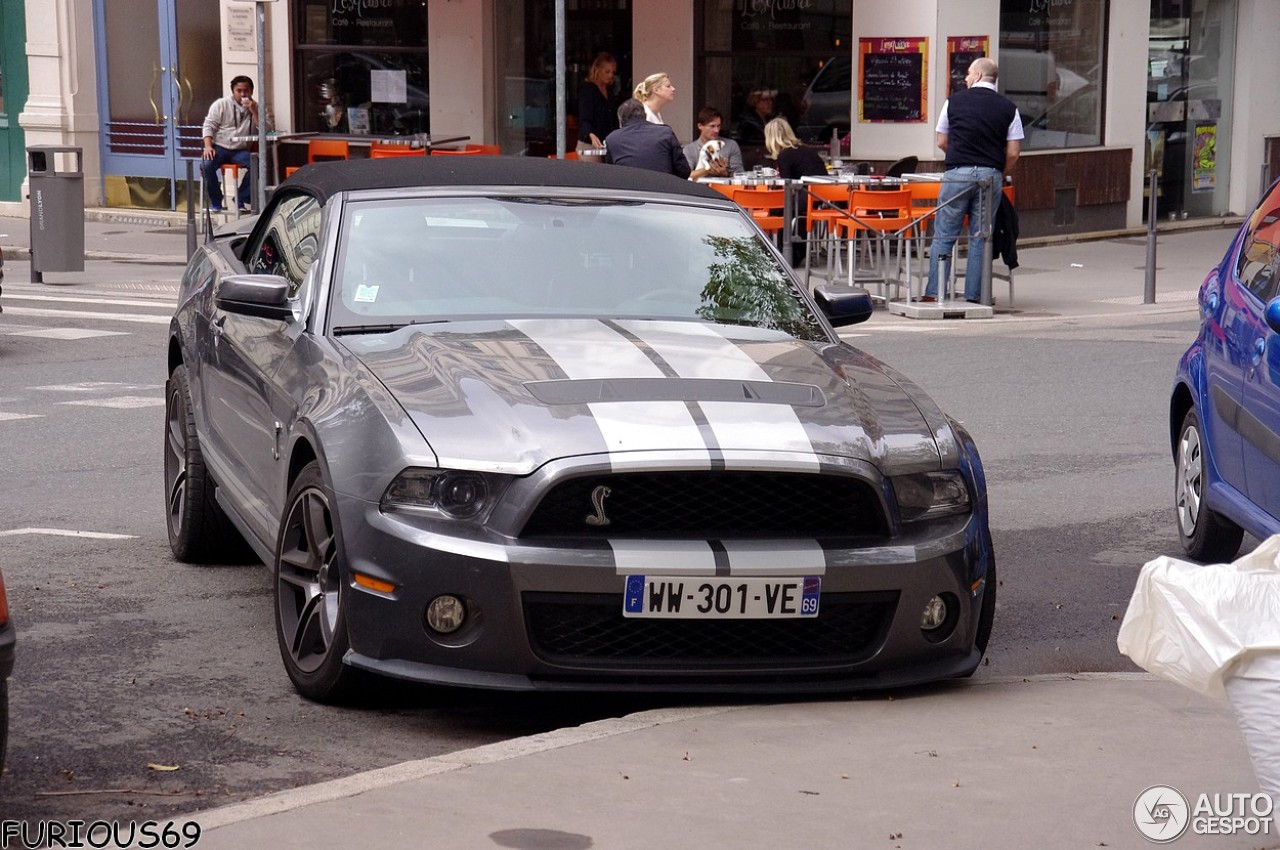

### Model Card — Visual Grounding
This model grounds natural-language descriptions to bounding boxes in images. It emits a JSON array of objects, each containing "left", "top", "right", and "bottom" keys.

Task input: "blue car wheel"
[{"left": 1175, "top": 406, "right": 1244, "bottom": 562}]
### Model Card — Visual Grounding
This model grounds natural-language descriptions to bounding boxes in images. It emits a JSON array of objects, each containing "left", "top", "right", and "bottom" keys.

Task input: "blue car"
[{"left": 1171, "top": 178, "right": 1280, "bottom": 561}]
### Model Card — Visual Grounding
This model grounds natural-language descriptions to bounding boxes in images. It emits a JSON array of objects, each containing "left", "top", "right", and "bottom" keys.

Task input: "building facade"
[{"left": 4, "top": 0, "right": 1278, "bottom": 238}]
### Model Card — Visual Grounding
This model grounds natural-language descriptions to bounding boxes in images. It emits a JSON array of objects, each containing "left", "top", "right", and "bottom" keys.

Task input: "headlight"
[
  {"left": 381, "top": 468, "right": 499, "bottom": 519},
  {"left": 892, "top": 471, "right": 970, "bottom": 522}
]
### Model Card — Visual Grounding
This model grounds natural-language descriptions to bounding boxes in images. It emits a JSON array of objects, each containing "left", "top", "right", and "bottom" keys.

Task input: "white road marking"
[
  {"left": 5, "top": 327, "right": 131, "bottom": 339},
  {"left": 0, "top": 412, "right": 42, "bottom": 422},
  {"left": 59, "top": 396, "right": 165, "bottom": 409},
  {"left": 31, "top": 382, "right": 161, "bottom": 392},
  {"left": 4, "top": 293, "right": 178, "bottom": 309},
  {"left": 1097, "top": 289, "right": 1199, "bottom": 305},
  {"left": 0, "top": 528, "right": 136, "bottom": 539},
  {"left": 1, "top": 306, "right": 169, "bottom": 324}
]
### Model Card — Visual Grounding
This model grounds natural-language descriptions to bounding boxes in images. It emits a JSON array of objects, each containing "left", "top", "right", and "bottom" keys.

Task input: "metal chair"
[
  {"left": 884, "top": 156, "right": 920, "bottom": 178},
  {"left": 835, "top": 188, "right": 915, "bottom": 301}
]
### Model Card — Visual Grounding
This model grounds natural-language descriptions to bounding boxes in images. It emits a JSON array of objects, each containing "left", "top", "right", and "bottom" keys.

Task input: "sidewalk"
[
  {"left": 7, "top": 210, "right": 1272, "bottom": 848},
  {"left": 189, "top": 675, "right": 1267, "bottom": 850}
]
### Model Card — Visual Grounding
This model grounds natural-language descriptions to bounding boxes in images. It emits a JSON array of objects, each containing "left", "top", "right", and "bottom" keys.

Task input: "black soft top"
[{"left": 283, "top": 155, "right": 721, "bottom": 205}]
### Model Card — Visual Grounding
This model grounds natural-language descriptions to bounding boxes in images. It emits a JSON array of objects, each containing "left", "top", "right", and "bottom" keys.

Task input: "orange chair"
[
  {"left": 219, "top": 164, "right": 244, "bottom": 211},
  {"left": 731, "top": 187, "right": 786, "bottom": 237},
  {"left": 307, "top": 138, "right": 350, "bottom": 164},
  {"left": 706, "top": 182, "right": 738, "bottom": 199},
  {"left": 369, "top": 141, "right": 426, "bottom": 158},
  {"left": 464, "top": 144, "right": 501, "bottom": 155},
  {"left": 432, "top": 147, "right": 485, "bottom": 156},
  {"left": 835, "top": 188, "right": 915, "bottom": 300},
  {"left": 802, "top": 183, "right": 852, "bottom": 279}
]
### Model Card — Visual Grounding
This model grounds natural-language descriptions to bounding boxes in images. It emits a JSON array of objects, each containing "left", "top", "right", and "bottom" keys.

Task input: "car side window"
[
  {"left": 1236, "top": 184, "right": 1280, "bottom": 302},
  {"left": 246, "top": 194, "right": 323, "bottom": 293}
]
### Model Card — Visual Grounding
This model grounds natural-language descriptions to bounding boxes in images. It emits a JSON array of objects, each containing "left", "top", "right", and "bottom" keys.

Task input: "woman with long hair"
[
  {"left": 764, "top": 116, "right": 826, "bottom": 179},
  {"left": 577, "top": 53, "right": 619, "bottom": 153},
  {"left": 633, "top": 72, "right": 676, "bottom": 125}
]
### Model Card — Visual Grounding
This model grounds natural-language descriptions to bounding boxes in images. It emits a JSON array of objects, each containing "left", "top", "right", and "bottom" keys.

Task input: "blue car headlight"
[
  {"left": 891, "top": 471, "right": 971, "bottom": 522},
  {"left": 381, "top": 468, "right": 507, "bottom": 520}
]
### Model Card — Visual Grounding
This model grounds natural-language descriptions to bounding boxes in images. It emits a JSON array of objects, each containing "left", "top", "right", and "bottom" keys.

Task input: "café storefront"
[{"left": 60, "top": 0, "right": 1268, "bottom": 238}]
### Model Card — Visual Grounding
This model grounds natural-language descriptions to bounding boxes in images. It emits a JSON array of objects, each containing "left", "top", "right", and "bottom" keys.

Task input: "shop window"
[
  {"left": 291, "top": 0, "right": 429, "bottom": 136},
  {"left": 695, "top": 0, "right": 851, "bottom": 159},
  {"left": 999, "top": 0, "right": 1107, "bottom": 151}
]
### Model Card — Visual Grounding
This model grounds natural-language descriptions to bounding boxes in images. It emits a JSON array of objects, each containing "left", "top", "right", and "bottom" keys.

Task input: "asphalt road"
[{"left": 0, "top": 271, "right": 1212, "bottom": 825}]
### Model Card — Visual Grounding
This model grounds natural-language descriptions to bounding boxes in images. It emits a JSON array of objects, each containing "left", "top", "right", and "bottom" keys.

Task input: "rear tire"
[
  {"left": 1175, "top": 407, "right": 1244, "bottom": 562},
  {"left": 164, "top": 365, "right": 238, "bottom": 562}
]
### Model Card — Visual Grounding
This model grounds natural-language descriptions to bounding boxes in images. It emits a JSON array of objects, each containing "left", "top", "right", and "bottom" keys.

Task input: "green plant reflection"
[{"left": 698, "top": 236, "right": 825, "bottom": 341}]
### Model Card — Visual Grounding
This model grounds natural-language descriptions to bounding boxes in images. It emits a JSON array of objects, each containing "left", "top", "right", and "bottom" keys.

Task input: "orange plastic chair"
[
  {"left": 307, "top": 138, "right": 350, "bottom": 164},
  {"left": 835, "top": 188, "right": 915, "bottom": 299},
  {"left": 731, "top": 187, "right": 786, "bottom": 236},
  {"left": 707, "top": 183, "right": 738, "bottom": 199},
  {"left": 803, "top": 183, "right": 852, "bottom": 277},
  {"left": 464, "top": 144, "right": 501, "bottom": 155},
  {"left": 432, "top": 147, "right": 485, "bottom": 156},
  {"left": 369, "top": 141, "right": 426, "bottom": 158}
]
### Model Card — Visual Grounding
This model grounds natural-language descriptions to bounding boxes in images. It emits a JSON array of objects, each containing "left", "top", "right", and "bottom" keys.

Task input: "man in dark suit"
[{"left": 604, "top": 99, "right": 692, "bottom": 178}]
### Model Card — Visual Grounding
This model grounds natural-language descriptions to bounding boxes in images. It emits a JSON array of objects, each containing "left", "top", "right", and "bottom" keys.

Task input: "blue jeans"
[
  {"left": 200, "top": 146, "right": 252, "bottom": 210},
  {"left": 926, "top": 166, "right": 1002, "bottom": 301}
]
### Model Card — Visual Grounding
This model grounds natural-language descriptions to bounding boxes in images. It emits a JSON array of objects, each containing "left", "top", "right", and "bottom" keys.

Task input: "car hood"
[{"left": 340, "top": 318, "right": 942, "bottom": 475}]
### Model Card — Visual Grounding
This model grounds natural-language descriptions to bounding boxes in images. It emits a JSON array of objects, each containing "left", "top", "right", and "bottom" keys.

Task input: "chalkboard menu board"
[
  {"left": 858, "top": 38, "right": 928, "bottom": 123},
  {"left": 947, "top": 36, "right": 989, "bottom": 97}
]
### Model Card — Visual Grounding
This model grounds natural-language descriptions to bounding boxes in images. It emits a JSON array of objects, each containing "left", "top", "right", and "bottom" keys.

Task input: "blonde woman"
[
  {"left": 577, "top": 53, "right": 618, "bottom": 151},
  {"left": 633, "top": 72, "right": 676, "bottom": 124},
  {"left": 764, "top": 116, "right": 826, "bottom": 180}
]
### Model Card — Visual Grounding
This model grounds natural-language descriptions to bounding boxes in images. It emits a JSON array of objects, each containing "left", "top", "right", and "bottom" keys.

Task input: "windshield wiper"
[{"left": 331, "top": 319, "right": 447, "bottom": 336}]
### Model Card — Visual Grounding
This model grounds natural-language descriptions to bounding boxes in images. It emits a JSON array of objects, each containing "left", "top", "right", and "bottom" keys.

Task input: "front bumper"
[{"left": 334, "top": 494, "right": 993, "bottom": 693}]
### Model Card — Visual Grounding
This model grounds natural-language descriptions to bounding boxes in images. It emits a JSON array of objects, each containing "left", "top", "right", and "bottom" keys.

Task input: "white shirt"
[
  {"left": 643, "top": 104, "right": 664, "bottom": 125},
  {"left": 935, "top": 80, "right": 1025, "bottom": 140}
]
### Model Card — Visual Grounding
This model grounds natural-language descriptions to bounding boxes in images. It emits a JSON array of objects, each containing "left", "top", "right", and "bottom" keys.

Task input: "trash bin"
[{"left": 27, "top": 145, "right": 85, "bottom": 279}]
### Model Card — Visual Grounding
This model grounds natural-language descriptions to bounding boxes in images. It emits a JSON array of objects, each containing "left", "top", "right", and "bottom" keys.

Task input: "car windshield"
[{"left": 328, "top": 196, "right": 826, "bottom": 341}]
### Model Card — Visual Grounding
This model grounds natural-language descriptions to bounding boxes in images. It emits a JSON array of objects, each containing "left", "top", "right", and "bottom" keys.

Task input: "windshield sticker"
[{"left": 354, "top": 284, "right": 380, "bottom": 303}]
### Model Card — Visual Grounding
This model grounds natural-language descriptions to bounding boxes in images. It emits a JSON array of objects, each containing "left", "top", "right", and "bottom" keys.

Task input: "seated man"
[
  {"left": 604, "top": 99, "right": 691, "bottom": 178},
  {"left": 200, "top": 75, "right": 269, "bottom": 212}
]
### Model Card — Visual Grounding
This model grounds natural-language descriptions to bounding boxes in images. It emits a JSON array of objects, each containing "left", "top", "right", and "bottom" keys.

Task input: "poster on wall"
[
  {"left": 947, "top": 36, "right": 988, "bottom": 96},
  {"left": 1194, "top": 123, "right": 1217, "bottom": 192},
  {"left": 858, "top": 37, "right": 928, "bottom": 123}
]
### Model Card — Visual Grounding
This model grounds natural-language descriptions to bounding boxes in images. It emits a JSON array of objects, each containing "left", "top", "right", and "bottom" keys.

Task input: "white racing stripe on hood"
[
  {"left": 717, "top": 540, "right": 827, "bottom": 575},
  {"left": 509, "top": 319, "right": 711, "bottom": 462},
  {"left": 610, "top": 540, "right": 718, "bottom": 575},
  {"left": 619, "top": 320, "right": 819, "bottom": 469}
]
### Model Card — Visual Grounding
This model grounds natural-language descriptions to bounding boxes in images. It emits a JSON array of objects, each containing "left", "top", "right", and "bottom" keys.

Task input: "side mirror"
[
  {"left": 216, "top": 274, "right": 293, "bottom": 321},
  {"left": 1266, "top": 296, "right": 1280, "bottom": 336},
  {"left": 813, "top": 285, "right": 873, "bottom": 327}
]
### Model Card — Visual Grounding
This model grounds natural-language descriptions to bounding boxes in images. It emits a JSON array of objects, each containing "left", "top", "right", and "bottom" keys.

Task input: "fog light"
[
  {"left": 425, "top": 595, "right": 467, "bottom": 634},
  {"left": 921, "top": 595, "right": 949, "bottom": 631}
]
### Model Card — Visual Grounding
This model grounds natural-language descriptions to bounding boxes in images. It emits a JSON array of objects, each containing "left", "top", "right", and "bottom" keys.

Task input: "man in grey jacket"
[{"left": 200, "top": 76, "right": 265, "bottom": 212}]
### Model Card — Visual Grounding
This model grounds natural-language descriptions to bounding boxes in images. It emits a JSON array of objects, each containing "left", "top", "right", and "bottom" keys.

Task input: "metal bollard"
[
  {"left": 1145, "top": 169, "right": 1158, "bottom": 305},
  {"left": 185, "top": 160, "right": 197, "bottom": 260}
]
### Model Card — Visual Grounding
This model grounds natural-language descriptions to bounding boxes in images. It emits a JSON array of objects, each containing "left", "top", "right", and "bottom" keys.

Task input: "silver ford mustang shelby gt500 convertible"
[{"left": 164, "top": 156, "right": 995, "bottom": 702}]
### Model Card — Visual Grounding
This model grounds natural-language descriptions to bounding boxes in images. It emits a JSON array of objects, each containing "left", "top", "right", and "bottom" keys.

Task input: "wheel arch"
[{"left": 1170, "top": 381, "right": 1195, "bottom": 459}]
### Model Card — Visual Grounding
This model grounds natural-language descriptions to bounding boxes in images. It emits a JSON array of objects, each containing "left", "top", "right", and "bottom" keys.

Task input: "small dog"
[{"left": 695, "top": 138, "right": 725, "bottom": 173}]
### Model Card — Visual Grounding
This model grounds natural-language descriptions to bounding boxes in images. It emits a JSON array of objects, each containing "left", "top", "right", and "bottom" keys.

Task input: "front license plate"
[{"left": 623, "top": 576, "right": 820, "bottom": 619}]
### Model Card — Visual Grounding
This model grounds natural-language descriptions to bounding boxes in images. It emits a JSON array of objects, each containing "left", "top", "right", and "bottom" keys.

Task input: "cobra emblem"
[{"left": 585, "top": 485, "right": 612, "bottom": 526}]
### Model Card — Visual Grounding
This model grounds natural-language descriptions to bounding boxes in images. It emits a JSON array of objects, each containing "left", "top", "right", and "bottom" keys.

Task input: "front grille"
[
  {"left": 519, "top": 471, "right": 888, "bottom": 538},
  {"left": 524, "top": 591, "right": 898, "bottom": 668}
]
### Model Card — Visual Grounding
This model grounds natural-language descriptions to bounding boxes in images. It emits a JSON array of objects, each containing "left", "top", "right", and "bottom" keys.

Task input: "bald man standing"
[{"left": 922, "top": 57, "right": 1023, "bottom": 304}]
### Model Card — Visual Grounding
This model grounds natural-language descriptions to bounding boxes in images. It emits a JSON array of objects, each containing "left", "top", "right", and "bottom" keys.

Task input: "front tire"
[
  {"left": 165, "top": 364, "right": 237, "bottom": 562},
  {"left": 274, "top": 461, "right": 363, "bottom": 703},
  {"left": 1175, "top": 406, "right": 1244, "bottom": 562}
]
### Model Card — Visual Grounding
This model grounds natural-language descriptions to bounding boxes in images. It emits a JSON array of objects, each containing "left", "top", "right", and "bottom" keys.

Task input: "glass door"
[
  {"left": 1147, "top": 0, "right": 1236, "bottom": 220},
  {"left": 95, "top": 0, "right": 222, "bottom": 208}
]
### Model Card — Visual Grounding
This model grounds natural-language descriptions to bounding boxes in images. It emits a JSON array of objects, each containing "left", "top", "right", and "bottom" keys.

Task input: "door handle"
[
  {"left": 149, "top": 63, "right": 162, "bottom": 125},
  {"left": 212, "top": 316, "right": 226, "bottom": 337},
  {"left": 1254, "top": 337, "right": 1266, "bottom": 365}
]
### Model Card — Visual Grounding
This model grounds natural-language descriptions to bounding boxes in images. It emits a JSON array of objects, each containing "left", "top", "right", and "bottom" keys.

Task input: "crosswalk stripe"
[{"left": 1, "top": 306, "right": 170, "bottom": 324}]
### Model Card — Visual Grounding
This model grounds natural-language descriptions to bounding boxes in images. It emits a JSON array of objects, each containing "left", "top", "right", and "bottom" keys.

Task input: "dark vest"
[{"left": 943, "top": 86, "right": 1017, "bottom": 171}]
